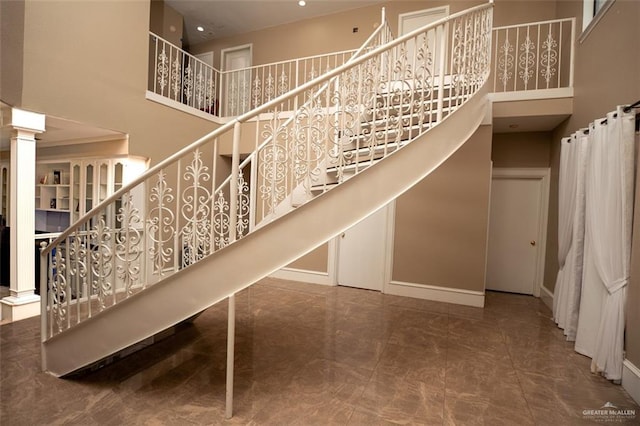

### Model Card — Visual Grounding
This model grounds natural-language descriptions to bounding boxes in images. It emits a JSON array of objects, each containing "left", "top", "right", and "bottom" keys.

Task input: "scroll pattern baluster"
[
  {"left": 498, "top": 37, "right": 514, "bottom": 90},
  {"left": 213, "top": 191, "right": 230, "bottom": 250},
  {"left": 541, "top": 31, "right": 558, "bottom": 86},
  {"left": 171, "top": 56, "right": 182, "bottom": 99},
  {"left": 116, "top": 193, "right": 142, "bottom": 295},
  {"left": 157, "top": 47, "right": 169, "bottom": 92},
  {"left": 90, "top": 216, "right": 113, "bottom": 310},
  {"left": 52, "top": 248, "right": 67, "bottom": 332},
  {"left": 259, "top": 113, "right": 290, "bottom": 217},
  {"left": 181, "top": 150, "right": 212, "bottom": 267},
  {"left": 519, "top": 35, "right": 535, "bottom": 89},
  {"left": 68, "top": 235, "right": 88, "bottom": 304},
  {"left": 237, "top": 173, "right": 250, "bottom": 237},
  {"left": 148, "top": 171, "right": 175, "bottom": 276}
]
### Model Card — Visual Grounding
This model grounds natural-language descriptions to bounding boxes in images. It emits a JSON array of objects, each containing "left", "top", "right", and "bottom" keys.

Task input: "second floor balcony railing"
[
  {"left": 148, "top": 34, "right": 370, "bottom": 118},
  {"left": 148, "top": 16, "right": 575, "bottom": 118}
]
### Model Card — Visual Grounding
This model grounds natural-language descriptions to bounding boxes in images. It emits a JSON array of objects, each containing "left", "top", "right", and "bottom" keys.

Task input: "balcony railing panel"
[
  {"left": 492, "top": 18, "right": 575, "bottom": 93},
  {"left": 149, "top": 33, "right": 220, "bottom": 115}
]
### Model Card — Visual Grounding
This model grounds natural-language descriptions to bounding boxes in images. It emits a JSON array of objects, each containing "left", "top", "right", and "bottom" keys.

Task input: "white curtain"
[
  {"left": 553, "top": 133, "right": 586, "bottom": 340},
  {"left": 555, "top": 106, "right": 636, "bottom": 381},
  {"left": 584, "top": 107, "right": 635, "bottom": 381}
]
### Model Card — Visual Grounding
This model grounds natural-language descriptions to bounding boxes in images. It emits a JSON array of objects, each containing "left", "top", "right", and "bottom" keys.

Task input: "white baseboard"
[
  {"left": 386, "top": 280, "right": 485, "bottom": 307},
  {"left": 623, "top": 359, "right": 640, "bottom": 406},
  {"left": 540, "top": 285, "right": 554, "bottom": 311},
  {"left": 270, "top": 267, "right": 335, "bottom": 286}
]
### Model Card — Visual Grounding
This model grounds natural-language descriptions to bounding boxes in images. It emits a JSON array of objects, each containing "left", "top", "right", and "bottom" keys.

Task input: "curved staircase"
[{"left": 40, "top": 3, "right": 493, "bottom": 377}]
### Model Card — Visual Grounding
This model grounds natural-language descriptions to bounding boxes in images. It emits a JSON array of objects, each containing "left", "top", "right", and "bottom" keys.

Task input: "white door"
[
  {"left": 195, "top": 52, "right": 213, "bottom": 68},
  {"left": 399, "top": 6, "right": 449, "bottom": 35},
  {"left": 337, "top": 204, "right": 390, "bottom": 291},
  {"left": 221, "top": 45, "right": 252, "bottom": 116},
  {"left": 398, "top": 6, "right": 449, "bottom": 74},
  {"left": 486, "top": 170, "right": 549, "bottom": 295}
]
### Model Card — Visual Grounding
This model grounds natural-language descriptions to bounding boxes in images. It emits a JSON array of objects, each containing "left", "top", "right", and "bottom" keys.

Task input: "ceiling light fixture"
[
  {"left": 298, "top": 0, "right": 306, "bottom": 6},
  {"left": 196, "top": 26, "right": 204, "bottom": 32}
]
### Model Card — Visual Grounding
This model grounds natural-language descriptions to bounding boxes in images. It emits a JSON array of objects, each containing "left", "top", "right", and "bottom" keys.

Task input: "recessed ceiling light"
[
  {"left": 298, "top": 0, "right": 306, "bottom": 6},
  {"left": 196, "top": 26, "right": 205, "bottom": 32}
]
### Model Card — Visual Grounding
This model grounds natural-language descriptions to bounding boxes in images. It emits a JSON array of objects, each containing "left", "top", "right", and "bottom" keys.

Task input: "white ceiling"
[
  {"left": 166, "top": 0, "right": 386, "bottom": 46},
  {"left": 0, "top": 103, "right": 124, "bottom": 151}
]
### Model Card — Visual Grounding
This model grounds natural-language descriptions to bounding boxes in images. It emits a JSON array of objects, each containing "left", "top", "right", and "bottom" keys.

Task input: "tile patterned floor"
[{"left": 1, "top": 278, "right": 638, "bottom": 425}]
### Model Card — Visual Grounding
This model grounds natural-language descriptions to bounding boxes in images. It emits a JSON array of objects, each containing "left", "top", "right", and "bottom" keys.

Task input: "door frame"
[
  {"left": 489, "top": 167, "right": 550, "bottom": 297},
  {"left": 398, "top": 5, "right": 449, "bottom": 35},
  {"left": 220, "top": 43, "right": 253, "bottom": 71},
  {"left": 331, "top": 201, "right": 396, "bottom": 292},
  {"left": 220, "top": 44, "right": 253, "bottom": 115},
  {"left": 195, "top": 51, "right": 214, "bottom": 68}
]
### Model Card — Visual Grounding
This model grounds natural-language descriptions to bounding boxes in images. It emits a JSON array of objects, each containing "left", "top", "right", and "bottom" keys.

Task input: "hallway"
[{"left": 1, "top": 277, "right": 638, "bottom": 425}]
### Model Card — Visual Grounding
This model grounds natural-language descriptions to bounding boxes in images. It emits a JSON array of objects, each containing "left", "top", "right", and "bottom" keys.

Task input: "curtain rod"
[
  {"left": 623, "top": 99, "right": 640, "bottom": 113},
  {"left": 598, "top": 101, "right": 640, "bottom": 126},
  {"left": 578, "top": 101, "right": 640, "bottom": 134}
]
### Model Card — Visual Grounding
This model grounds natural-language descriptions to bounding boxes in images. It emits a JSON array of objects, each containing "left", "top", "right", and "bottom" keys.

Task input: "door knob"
[
  {"left": 530, "top": 240, "right": 536, "bottom": 246},
  {"left": 341, "top": 233, "right": 346, "bottom": 238}
]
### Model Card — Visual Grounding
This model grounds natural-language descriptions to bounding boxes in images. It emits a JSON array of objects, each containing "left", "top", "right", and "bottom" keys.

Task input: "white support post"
[
  {"left": 229, "top": 122, "right": 241, "bottom": 243},
  {"left": 436, "top": 22, "right": 448, "bottom": 123},
  {"left": 569, "top": 17, "right": 576, "bottom": 88},
  {"left": 225, "top": 293, "right": 236, "bottom": 419},
  {"left": 1, "top": 108, "right": 45, "bottom": 322}
]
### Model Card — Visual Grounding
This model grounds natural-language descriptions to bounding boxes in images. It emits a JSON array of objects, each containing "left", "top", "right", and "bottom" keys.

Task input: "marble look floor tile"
[
  {"left": 445, "top": 341, "right": 518, "bottom": 402},
  {"left": 377, "top": 338, "right": 447, "bottom": 385},
  {"left": 248, "top": 394, "right": 356, "bottom": 426},
  {"left": 444, "top": 394, "right": 535, "bottom": 426},
  {"left": 508, "top": 344, "right": 594, "bottom": 380},
  {"left": 347, "top": 407, "right": 401, "bottom": 425},
  {"left": 517, "top": 369, "right": 639, "bottom": 425},
  {"left": 317, "top": 328, "right": 388, "bottom": 371},
  {"left": 356, "top": 371, "right": 445, "bottom": 424},
  {"left": 447, "top": 316, "right": 506, "bottom": 351},
  {"left": 2, "top": 283, "right": 638, "bottom": 425}
]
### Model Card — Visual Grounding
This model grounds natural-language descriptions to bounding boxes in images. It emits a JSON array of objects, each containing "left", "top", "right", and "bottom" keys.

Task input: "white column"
[{"left": 1, "top": 108, "right": 45, "bottom": 322}]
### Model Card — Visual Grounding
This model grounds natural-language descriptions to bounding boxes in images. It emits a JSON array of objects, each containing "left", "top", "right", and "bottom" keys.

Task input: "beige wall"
[
  {"left": 550, "top": 1, "right": 640, "bottom": 367},
  {"left": 392, "top": 125, "right": 492, "bottom": 292},
  {"left": 18, "top": 0, "right": 216, "bottom": 166},
  {"left": 188, "top": 0, "right": 557, "bottom": 69},
  {"left": 287, "top": 244, "right": 329, "bottom": 272},
  {"left": 492, "top": 132, "right": 551, "bottom": 168},
  {"left": 149, "top": 0, "right": 184, "bottom": 47},
  {"left": 0, "top": 0, "right": 25, "bottom": 106}
]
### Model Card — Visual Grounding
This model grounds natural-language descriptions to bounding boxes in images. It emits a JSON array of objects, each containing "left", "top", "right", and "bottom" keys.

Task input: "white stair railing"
[
  {"left": 492, "top": 18, "right": 575, "bottom": 93},
  {"left": 41, "top": 3, "right": 493, "bottom": 341}
]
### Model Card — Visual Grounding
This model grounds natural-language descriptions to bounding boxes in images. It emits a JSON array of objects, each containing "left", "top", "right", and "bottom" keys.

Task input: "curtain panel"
[{"left": 554, "top": 106, "right": 636, "bottom": 381}]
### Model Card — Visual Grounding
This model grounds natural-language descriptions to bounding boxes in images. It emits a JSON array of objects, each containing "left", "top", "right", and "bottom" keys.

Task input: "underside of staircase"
[{"left": 43, "top": 90, "right": 488, "bottom": 377}]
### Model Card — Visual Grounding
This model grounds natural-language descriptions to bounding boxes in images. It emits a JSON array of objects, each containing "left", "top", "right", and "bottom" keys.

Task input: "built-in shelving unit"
[
  {"left": 0, "top": 162, "right": 8, "bottom": 225},
  {"left": 33, "top": 157, "right": 148, "bottom": 233}
]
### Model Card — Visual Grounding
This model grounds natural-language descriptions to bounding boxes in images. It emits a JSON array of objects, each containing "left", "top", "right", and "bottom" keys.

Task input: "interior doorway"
[
  {"left": 398, "top": 5, "right": 449, "bottom": 72},
  {"left": 486, "top": 168, "right": 549, "bottom": 296},
  {"left": 337, "top": 203, "right": 393, "bottom": 292},
  {"left": 220, "top": 44, "right": 252, "bottom": 116}
]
